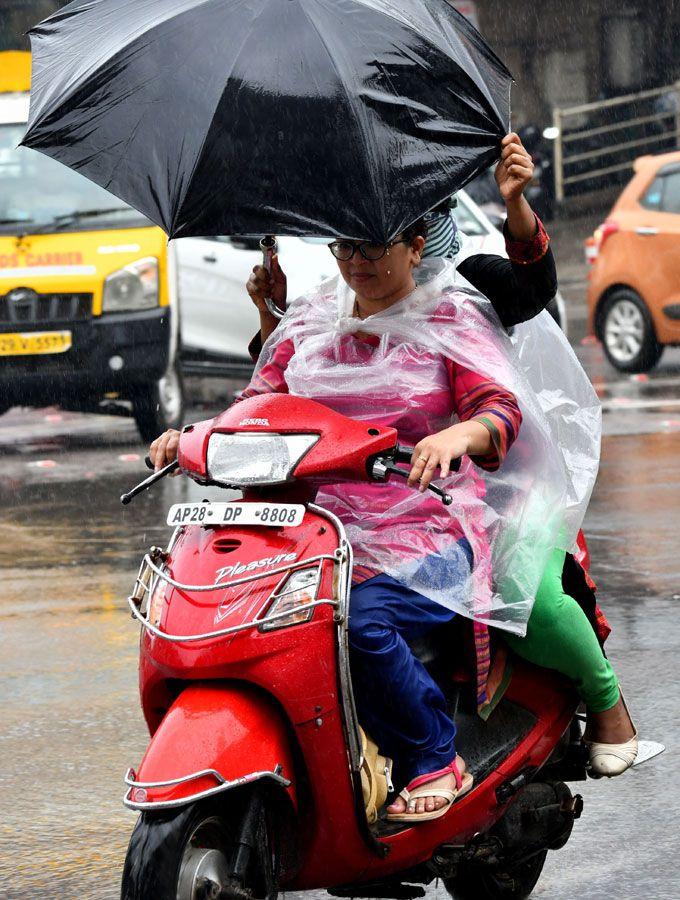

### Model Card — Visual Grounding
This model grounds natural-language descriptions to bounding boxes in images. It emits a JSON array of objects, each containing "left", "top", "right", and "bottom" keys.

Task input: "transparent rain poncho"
[{"left": 254, "top": 259, "right": 601, "bottom": 636}]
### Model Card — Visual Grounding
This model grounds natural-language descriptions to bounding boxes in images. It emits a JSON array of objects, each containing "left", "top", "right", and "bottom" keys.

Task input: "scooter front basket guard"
[
  {"left": 125, "top": 503, "right": 364, "bottom": 810},
  {"left": 128, "top": 549, "right": 342, "bottom": 643}
]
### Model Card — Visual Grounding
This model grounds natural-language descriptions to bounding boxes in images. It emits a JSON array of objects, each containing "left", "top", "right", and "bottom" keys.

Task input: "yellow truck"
[{"left": 0, "top": 50, "right": 183, "bottom": 440}]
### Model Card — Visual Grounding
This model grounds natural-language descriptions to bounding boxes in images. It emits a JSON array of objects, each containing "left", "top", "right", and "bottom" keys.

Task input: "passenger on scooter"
[
  {"left": 242, "top": 132, "right": 637, "bottom": 778},
  {"left": 151, "top": 140, "right": 635, "bottom": 821}
]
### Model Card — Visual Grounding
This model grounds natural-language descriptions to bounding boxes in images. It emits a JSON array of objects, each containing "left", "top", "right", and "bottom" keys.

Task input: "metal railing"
[{"left": 553, "top": 82, "right": 680, "bottom": 202}]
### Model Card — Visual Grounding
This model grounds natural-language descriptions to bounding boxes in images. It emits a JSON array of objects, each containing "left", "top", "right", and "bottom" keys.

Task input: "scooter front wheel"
[{"left": 120, "top": 793, "right": 280, "bottom": 900}]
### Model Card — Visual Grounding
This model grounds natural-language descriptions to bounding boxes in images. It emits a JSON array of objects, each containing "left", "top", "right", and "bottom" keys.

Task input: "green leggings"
[{"left": 504, "top": 549, "right": 620, "bottom": 713}]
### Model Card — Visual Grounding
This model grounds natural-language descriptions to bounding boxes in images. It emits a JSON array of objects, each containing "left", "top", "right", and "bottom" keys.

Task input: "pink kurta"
[{"left": 239, "top": 324, "right": 521, "bottom": 588}]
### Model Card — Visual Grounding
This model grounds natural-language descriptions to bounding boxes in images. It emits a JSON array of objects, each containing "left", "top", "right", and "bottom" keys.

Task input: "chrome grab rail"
[
  {"left": 123, "top": 765, "right": 290, "bottom": 811},
  {"left": 128, "top": 595, "right": 339, "bottom": 643},
  {"left": 127, "top": 549, "right": 344, "bottom": 642},
  {"left": 139, "top": 551, "right": 339, "bottom": 593},
  {"left": 125, "top": 766, "right": 227, "bottom": 789}
]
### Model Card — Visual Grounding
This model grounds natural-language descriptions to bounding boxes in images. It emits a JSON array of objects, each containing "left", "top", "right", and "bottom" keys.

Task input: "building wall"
[{"left": 474, "top": 0, "right": 680, "bottom": 126}]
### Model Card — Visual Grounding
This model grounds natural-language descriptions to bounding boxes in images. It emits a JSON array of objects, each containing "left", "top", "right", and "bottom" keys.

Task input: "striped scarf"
[{"left": 422, "top": 210, "right": 462, "bottom": 259}]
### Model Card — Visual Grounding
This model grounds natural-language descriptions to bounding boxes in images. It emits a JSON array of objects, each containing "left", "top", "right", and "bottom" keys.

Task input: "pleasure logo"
[
  {"left": 214, "top": 552, "right": 299, "bottom": 624},
  {"left": 215, "top": 552, "right": 298, "bottom": 583}
]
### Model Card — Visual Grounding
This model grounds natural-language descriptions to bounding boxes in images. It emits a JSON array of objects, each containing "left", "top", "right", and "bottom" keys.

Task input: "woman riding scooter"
[
  {"left": 242, "top": 131, "right": 638, "bottom": 780},
  {"left": 152, "top": 213, "right": 633, "bottom": 825}
]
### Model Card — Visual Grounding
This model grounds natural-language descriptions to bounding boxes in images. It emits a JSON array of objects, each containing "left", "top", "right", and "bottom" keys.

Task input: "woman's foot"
[
  {"left": 585, "top": 693, "right": 638, "bottom": 777},
  {"left": 386, "top": 757, "right": 473, "bottom": 821},
  {"left": 585, "top": 694, "right": 635, "bottom": 744}
]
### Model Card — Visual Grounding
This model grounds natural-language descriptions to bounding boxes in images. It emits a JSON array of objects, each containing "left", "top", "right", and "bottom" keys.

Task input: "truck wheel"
[
  {"left": 131, "top": 358, "right": 184, "bottom": 444},
  {"left": 121, "top": 792, "right": 280, "bottom": 900},
  {"left": 600, "top": 289, "right": 663, "bottom": 373},
  {"left": 445, "top": 851, "right": 548, "bottom": 900}
]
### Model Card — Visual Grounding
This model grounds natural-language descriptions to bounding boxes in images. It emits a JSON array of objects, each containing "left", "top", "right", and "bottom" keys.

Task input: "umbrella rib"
[
  {"left": 174, "top": 2, "right": 273, "bottom": 233},
  {"left": 173, "top": 0, "right": 282, "bottom": 235},
  {"left": 298, "top": 0, "right": 387, "bottom": 237}
]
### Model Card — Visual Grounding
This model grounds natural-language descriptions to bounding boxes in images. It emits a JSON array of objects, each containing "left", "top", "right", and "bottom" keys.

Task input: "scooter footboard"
[{"left": 124, "top": 682, "right": 297, "bottom": 811}]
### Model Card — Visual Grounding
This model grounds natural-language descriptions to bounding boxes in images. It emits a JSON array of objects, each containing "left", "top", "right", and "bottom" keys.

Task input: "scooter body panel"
[
  {"left": 139, "top": 507, "right": 344, "bottom": 728},
  {"left": 125, "top": 396, "right": 586, "bottom": 894},
  {"left": 125, "top": 682, "right": 297, "bottom": 811},
  {"left": 134, "top": 505, "right": 379, "bottom": 882},
  {"left": 289, "top": 665, "right": 578, "bottom": 890}
]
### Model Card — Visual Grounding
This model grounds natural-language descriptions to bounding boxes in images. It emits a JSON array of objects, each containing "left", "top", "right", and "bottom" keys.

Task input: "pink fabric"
[
  {"left": 406, "top": 758, "right": 462, "bottom": 793},
  {"left": 238, "top": 326, "right": 521, "bottom": 614}
]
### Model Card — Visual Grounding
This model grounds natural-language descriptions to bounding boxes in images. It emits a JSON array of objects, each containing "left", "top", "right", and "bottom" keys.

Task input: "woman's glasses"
[{"left": 328, "top": 238, "right": 408, "bottom": 261}]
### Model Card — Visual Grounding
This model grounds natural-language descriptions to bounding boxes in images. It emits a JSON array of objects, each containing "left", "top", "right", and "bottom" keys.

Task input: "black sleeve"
[
  {"left": 458, "top": 246, "right": 558, "bottom": 329},
  {"left": 248, "top": 330, "right": 264, "bottom": 362}
]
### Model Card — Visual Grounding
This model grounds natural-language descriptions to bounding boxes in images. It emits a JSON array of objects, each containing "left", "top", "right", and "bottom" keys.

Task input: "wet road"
[{"left": 1, "top": 341, "right": 679, "bottom": 899}]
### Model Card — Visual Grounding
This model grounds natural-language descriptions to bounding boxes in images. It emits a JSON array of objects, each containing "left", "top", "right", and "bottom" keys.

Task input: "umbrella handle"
[{"left": 260, "top": 235, "right": 285, "bottom": 320}]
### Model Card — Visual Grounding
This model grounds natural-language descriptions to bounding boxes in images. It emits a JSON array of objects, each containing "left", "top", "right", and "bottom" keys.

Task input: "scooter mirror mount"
[{"left": 120, "top": 458, "right": 179, "bottom": 505}]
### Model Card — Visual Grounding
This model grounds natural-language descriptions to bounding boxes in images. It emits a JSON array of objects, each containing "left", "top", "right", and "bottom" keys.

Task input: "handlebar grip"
[
  {"left": 394, "top": 445, "right": 462, "bottom": 472},
  {"left": 145, "top": 455, "right": 154, "bottom": 470}
]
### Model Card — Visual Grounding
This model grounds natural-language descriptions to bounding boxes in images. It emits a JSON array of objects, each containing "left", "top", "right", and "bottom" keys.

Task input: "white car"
[
  {"left": 177, "top": 190, "right": 566, "bottom": 376},
  {"left": 176, "top": 234, "right": 335, "bottom": 375}
]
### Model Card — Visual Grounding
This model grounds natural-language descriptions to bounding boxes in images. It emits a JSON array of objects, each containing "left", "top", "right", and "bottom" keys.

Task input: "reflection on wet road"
[{"left": 1, "top": 342, "right": 679, "bottom": 899}]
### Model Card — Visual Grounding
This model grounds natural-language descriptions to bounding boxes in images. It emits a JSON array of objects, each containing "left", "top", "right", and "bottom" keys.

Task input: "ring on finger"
[{"left": 419, "top": 455, "right": 428, "bottom": 462}]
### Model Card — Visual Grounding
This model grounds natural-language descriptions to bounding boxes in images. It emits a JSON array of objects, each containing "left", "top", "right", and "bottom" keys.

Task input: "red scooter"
[{"left": 120, "top": 393, "right": 589, "bottom": 900}]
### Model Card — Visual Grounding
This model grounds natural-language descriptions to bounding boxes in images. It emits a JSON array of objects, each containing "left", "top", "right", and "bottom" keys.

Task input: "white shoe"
[{"left": 586, "top": 731, "right": 638, "bottom": 777}]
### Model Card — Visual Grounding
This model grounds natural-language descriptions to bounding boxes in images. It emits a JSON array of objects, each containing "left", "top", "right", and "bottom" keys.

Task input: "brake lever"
[
  {"left": 120, "top": 459, "right": 179, "bottom": 505},
  {"left": 371, "top": 459, "right": 453, "bottom": 506}
]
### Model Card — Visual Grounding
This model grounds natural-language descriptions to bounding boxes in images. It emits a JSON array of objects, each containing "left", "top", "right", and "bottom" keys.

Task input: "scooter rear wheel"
[
  {"left": 120, "top": 793, "right": 280, "bottom": 900},
  {"left": 444, "top": 850, "right": 548, "bottom": 900}
]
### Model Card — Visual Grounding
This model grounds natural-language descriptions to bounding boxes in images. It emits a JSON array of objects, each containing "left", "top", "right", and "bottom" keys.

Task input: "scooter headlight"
[
  {"left": 207, "top": 433, "right": 319, "bottom": 486},
  {"left": 260, "top": 566, "right": 321, "bottom": 631}
]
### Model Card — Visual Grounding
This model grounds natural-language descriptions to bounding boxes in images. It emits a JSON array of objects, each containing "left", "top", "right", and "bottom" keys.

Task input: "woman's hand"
[
  {"left": 408, "top": 425, "right": 470, "bottom": 492},
  {"left": 408, "top": 421, "right": 493, "bottom": 492},
  {"left": 149, "top": 429, "right": 181, "bottom": 471},
  {"left": 246, "top": 254, "right": 288, "bottom": 314},
  {"left": 495, "top": 132, "right": 535, "bottom": 204}
]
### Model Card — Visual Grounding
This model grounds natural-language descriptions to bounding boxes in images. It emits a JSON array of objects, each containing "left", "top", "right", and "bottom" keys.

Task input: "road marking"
[
  {"left": 595, "top": 374, "right": 680, "bottom": 392},
  {"left": 601, "top": 397, "right": 680, "bottom": 411}
]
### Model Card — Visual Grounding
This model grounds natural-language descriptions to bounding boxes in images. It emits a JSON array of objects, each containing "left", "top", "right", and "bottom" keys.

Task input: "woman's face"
[{"left": 333, "top": 235, "right": 426, "bottom": 303}]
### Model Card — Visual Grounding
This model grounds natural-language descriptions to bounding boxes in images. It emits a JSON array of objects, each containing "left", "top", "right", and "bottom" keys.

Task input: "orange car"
[{"left": 586, "top": 150, "right": 680, "bottom": 372}]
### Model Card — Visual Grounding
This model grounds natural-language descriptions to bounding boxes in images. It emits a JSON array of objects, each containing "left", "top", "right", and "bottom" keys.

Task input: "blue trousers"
[{"left": 348, "top": 544, "right": 472, "bottom": 783}]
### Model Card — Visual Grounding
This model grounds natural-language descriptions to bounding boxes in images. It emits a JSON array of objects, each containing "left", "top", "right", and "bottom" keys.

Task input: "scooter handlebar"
[
  {"left": 126, "top": 447, "right": 458, "bottom": 507},
  {"left": 394, "top": 444, "right": 462, "bottom": 473}
]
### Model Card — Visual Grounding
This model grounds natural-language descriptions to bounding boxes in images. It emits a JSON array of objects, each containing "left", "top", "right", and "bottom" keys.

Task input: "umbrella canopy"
[{"left": 22, "top": 0, "right": 512, "bottom": 242}]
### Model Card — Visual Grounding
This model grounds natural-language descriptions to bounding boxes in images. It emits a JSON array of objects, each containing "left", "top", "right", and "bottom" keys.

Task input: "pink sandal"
[{"left": 386, "top": 757, "right": 473, "bottom": 823}]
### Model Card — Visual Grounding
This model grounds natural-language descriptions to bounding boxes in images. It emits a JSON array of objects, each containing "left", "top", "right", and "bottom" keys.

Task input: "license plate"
[
  {"left": 0, "top": 331, "right": 72, "bottom": 356},
  {"left": 167, "top": 501, "right": 305, "bottom": 528}
]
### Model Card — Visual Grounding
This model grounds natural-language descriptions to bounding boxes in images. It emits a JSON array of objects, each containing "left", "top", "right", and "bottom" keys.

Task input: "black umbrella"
[{"left": 22, "top": 0, "right": 512, "bottom": 242}]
